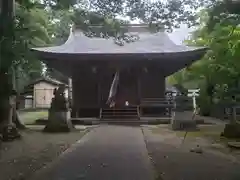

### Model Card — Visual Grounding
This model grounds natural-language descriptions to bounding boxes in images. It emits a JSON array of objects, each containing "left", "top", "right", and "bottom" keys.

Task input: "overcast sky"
[
  {"left": 168, "top": 24, "right": 194, "bottom": 45},
  {"left": 122, "top": 22, "right": 192, "bottom": 44},
  {"left": 125, "top": 18, "right": 194, "bottom": 45}
]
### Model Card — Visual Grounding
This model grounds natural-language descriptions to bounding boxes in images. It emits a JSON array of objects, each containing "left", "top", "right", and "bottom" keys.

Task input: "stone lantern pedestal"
[
  {"left": 171, "top": 111, "right": 197, "bottom": 131},
  {"left": 44, "top": 110, "right": 73, "bottom": 132},
  {"left": 0, "top": 90, "right": 21, "bottom": 141},
  {"left": 43, "top": 85, "right": 74, "bottom": 132}
]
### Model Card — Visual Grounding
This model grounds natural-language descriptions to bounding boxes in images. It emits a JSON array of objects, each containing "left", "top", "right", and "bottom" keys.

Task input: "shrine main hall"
[{"left": 32, "top": 24, "right": 207, "bottom": 119}]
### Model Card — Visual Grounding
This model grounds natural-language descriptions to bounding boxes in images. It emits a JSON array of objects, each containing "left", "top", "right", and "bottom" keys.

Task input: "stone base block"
[
  {"left": 171, "top": 111, "right": 198, "bottom": 131},
  {"left": 171, "top": 119, "right": 197, "bottom": 131},
  {"left": 0, "top": 123, "right": 21, "bottom": 141},
  {"left": 44, "top": 111, "right": 74, "bottom": 132},
  {"left": 222, "top": 123, "right": 240, "bottom": 138}
]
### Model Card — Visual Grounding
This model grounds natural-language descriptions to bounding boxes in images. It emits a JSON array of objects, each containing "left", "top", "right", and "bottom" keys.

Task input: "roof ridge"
[{"left": 72, "top": 23, "right": 164, "bottom": 33}]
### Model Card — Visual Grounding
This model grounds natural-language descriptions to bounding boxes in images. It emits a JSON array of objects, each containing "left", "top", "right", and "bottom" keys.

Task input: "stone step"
[
  {"left": 102, "top": 108, "right": 138, "bottom": 111},
  {"left": 102, "top": 112, "right": 138, "bottom": 115},
  {"left": 100, "top": 121, "right": 141, "bottom": 125},
  {"left": 100, "top": 107, "right": 139, "bottom": 120},
  {"left": 101, "top": 115, "right": 138, "bottom": 118}
]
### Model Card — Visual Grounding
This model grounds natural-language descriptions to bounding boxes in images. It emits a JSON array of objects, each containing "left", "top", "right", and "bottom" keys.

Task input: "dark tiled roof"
[
  {"left": 32, "top": 25, "right": 207, "bottom": 54},
  {"left": 31, "top": 25, "right": 208, "bottom": 77}
]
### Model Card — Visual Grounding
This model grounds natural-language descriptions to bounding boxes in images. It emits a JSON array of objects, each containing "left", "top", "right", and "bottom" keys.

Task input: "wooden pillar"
[
  {"left": 97, "top": 76, "right": 101, "bottom": 108},
  {"left": 71, "top": 77, "right": 78, "bottom": 118},
  {"left": 137, "top": 68, "right": 142, "bottom": 116},
  {"left": 137, "top": 71, "right": 141, "bottom": 105},
  {"left": 68, "top": 78, "right": 73, "bottom": 117},
  {"left": 68, "top": 78, "right": 72, "bottom": 101}
]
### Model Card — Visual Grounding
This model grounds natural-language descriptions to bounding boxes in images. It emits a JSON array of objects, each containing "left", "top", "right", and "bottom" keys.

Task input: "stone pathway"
[{"left": 29, "top": 125, "right": 154, "bottom": 180}]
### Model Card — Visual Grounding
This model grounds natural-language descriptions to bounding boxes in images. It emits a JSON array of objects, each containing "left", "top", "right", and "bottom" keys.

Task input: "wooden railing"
[
  {"left": 139, "top": 98, "right": 175, "bottom": 118},
  {"left": 140, "top": 98, "right": 175, "bottom": 107}
]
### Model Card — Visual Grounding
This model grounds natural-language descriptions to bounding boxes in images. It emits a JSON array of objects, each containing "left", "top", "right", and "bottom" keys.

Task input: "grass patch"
[
  {"left": 149, "top": 124, "right": 225, "bottom": 141},
  {"left": 150, "top": 125, "right": 171, "bottom": 134},
  {"left": 19, "top": 110, "right": 48, "bottom": 124},
  {"left": 176, "top": 125, "right": 225, "bottom": 140}
]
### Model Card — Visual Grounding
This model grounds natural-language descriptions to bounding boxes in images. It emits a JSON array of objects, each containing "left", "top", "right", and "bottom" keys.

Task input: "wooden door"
[{"left": 115, "top": 68, "right": 138, "bottom": 107}]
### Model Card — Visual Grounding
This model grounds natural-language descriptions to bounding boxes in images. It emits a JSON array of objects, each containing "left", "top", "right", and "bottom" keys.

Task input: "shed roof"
[{"left": 27, "top": 77, "right": 67, "bottom": 87}]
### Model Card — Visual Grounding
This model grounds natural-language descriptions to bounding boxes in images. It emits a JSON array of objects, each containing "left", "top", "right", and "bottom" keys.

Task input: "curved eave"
[
  {"left": 163, "top": 48, "right": 207, "bottom": 76},
  {"left": 32, "top": 47, "right": 207, "bottom": 77},
  {"left": 31, "top": 47, "right": 208, "bottom": 62}
]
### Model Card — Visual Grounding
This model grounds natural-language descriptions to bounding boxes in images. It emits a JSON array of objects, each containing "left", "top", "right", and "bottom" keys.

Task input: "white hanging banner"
[{"left": 106, "top": 71, "right": 119, "bottom": 107}]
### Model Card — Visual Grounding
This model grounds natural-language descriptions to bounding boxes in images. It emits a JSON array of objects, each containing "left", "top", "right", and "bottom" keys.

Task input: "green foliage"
[
  {"left": 206, "top": 0, "right": 240, "bottom": 32},
  {"left": 169, "top": 7, "right": 240, "bottom": 116},
  {"left": 197, "top": 87, "right": 212, "bottom": 116},
  {"left": 1, "top": 0, "right": 213, "bottom": 77},
  {"left": 2, "top": 0, "right": 234, "bottom": 91},
  {"left": 11, "top": 3, "right": 52, "bottom": 90}
]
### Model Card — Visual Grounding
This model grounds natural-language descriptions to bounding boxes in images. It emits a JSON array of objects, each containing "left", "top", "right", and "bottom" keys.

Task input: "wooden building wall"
[
  {"left": 139, "top": 68, "right": 165, "bottom": 99},
  {"left": 72, "top": 72, "right": 99, "bottom": 109},
  {"left": 71, "top": 66, "right": 165, "bottom": 116},
  {"left": 34, "top": 81, "right": 68, "bottom": 108},
  {"left": 115, "top": 68, "right": 139, "bottom": 106}
]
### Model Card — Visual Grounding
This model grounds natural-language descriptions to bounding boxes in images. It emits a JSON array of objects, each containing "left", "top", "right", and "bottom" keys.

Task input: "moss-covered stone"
[
  {"left": 44, "top": 85, "right": 74, "bottom": 132},
  {"left": 44, "top": 111, "right": 73, "bottom": 133},
  {"left": 222, "top": 123, "right": 240, "bottom": 138},
  {"left": 1, "top": 124, "right": 21, "bottom": 141}
]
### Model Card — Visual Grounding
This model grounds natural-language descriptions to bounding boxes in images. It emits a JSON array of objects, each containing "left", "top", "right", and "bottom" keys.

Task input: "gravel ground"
[
  {"left": 142, "top": 126, "right": 240, "bottom": 180},
  {"left": 0, "top": 129, "right": 87, "bottom": 180}
]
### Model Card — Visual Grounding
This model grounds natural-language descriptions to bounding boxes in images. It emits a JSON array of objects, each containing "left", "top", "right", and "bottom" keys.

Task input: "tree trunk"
[
  {"left": 12, "top": 66, "right": 26, "bottom": 129},
  {"left": 13, "top": 108, "right": 26, "bottom": 129},
  {"left": 0, "top": 0, "right": 22, "bottom": 140},
  {"left": 0, "top": 73, "right": 11, "bottom": 124}
]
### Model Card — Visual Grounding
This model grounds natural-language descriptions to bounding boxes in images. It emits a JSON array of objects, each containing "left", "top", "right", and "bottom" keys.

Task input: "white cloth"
[{"left": 107, "top": 71, "right": 119, "bottom": 107}]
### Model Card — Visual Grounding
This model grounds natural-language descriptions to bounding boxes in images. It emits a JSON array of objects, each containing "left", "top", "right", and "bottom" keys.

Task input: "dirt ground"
[
  {"left": 0, "top": 129, "right": 87, "bottom": 180},
  {"left": 142, "top": 125, "right": 240, "bottom": 180},
  {"left": 3, "top": 110, "right": 240, "bottom": 180}
]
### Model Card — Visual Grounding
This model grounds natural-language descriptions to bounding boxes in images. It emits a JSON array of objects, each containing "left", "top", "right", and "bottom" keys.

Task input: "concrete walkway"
[{"left": 29, "top": 125, "right": 154, "bottom": 180}]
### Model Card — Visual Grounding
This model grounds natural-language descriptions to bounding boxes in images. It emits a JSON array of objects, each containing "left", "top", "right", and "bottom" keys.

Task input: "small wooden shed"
[{"left": 20, "top": 77, "right": 68, "bottom": 109}]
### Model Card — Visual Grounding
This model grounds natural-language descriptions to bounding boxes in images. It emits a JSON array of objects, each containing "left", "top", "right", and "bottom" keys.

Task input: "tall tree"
[
  {"left": 0, "top": 0, "right": 53, "bottom": 138},
  {"left": 169, "top": 7, "right": 240, "bottom": 115},
  {"left": 0, "top": 0, "right": 220, "bottom": 138}
]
